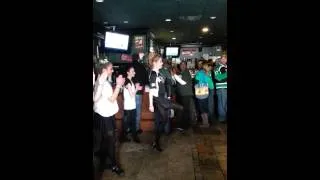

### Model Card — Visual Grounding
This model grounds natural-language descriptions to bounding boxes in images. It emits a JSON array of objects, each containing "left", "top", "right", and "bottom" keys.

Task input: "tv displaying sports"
[
  {"left": 105, "top": 32, "right": 130, "bottom": 51},
  {"left": 165, "top": 47, "right": 180, "bottom": 57}
]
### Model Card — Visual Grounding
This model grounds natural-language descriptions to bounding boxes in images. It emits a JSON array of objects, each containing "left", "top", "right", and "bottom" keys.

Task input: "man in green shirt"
[{"left": 214, "top": 54, "right": 227, "bottom": 123}]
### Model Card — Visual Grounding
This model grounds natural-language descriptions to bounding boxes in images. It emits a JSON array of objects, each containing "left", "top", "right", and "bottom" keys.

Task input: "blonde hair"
[
  {"left": 148, "top": 52, "right": 161, "bottom": 68},
  {"left": 99, "top": 62, "right": 112, "bottom": 74}
]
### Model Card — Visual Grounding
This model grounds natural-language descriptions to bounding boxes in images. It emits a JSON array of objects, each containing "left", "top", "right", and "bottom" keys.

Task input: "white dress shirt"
[{"left": 93, "top": 81, "right": 119, "bottom": 117}]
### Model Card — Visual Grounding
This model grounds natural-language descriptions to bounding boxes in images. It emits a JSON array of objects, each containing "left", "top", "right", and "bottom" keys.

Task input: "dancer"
[
  {"left": 93, "top": 62, "right": 125, "bottom": 176},
  {"left": 148, "top": 52, "right": 183, "bottom": 152},
  {"left": 121, "top": 66, "right": 143, "bottom": 143}
]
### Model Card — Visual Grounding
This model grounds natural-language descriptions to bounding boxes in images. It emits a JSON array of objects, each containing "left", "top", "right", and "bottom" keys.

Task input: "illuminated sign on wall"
[{"left": 121, "top": 54, "right": 132, "bottom": 62}]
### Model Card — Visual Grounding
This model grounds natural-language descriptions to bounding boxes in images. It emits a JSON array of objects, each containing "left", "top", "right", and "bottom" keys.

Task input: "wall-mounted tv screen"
[
  {"left": 105, "top": 32, "right": 130, "bottom": 51},
  {"left": 165, "top": 47, "right": 180, "bottom": 57}
]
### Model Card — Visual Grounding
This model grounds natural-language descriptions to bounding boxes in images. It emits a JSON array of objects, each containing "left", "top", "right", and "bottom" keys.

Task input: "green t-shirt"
[{"left": 214, "top": 63, "right": 227, "bottom": 89}]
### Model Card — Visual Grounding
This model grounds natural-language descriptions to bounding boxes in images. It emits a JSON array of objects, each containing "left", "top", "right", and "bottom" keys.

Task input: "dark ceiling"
[{"left": 93, "top": 0, "right": 227, "bottom": 46}]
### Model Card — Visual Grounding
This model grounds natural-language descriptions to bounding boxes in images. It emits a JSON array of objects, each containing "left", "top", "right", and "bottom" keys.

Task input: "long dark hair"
[{"left": 126, "top": 65, "right": 134, "bottom": 77}]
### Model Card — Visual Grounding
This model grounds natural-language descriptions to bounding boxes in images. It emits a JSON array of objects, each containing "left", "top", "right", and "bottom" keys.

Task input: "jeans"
[
  {"left": 164, "top": 110, "right": 171, "bottom": 134},
  {"left": 123, "top": 109, "right": 137, "bottom": 137},
  {"left": 216, "top": 88, "right": 227, "bottom": 122},
  {"left": 208, "top": 89, "right": 215, "bottom": 123},
  {"left": 163, "top": 93, "right": 171, "bottom": 134},
  {"left": 135, "top": 94, "right": 142, "bottom": 130}
]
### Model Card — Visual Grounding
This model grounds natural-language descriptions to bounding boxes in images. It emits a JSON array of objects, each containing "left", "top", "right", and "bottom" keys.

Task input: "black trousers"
[
  {"left": 93, "top": 113, "right": 117, "bottom": 167},
  {"left": 153, "top": 98, "right": 167, "bottom": 144},
  {"left": 123, "top": 109, "right": 137, "bottom": 137},
  {"left": 177, "top": 95, "right": 193, "bottom": 129}
]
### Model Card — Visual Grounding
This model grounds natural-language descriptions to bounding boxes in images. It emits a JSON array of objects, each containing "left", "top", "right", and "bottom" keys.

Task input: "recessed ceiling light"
[
  {"left": 165, "top": 19, "right": 172, "bottom": 22},
  {"left": 172, "top": 37, "right": 176, "bottom": 40},
  {"left": 123, "top": 21, "right": 128, "bottom": 23},
  {"left": 96, "top": 0, "right": 104, "bottom": 2},
  {"left": 202, "top": 27, "right": 209, "bottom": 33},
  {"left": 210, "top": 16, "right": 216, "bottom": 19},
  {"left": 170, "top": 30, "right": 174, "bottom": 33}
]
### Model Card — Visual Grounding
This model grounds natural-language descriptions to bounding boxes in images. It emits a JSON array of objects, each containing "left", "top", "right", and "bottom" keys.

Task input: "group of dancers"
[{"left": 93, "top": 52, "right": 181, "bottom": 178}]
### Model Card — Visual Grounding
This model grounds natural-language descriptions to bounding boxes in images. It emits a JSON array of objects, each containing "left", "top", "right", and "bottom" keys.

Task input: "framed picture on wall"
[{"left": 134, "top": 36, "right": 144, "bottom": 49}]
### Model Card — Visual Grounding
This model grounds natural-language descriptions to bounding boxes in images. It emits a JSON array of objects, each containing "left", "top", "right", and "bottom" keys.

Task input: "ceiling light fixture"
[
  {"left": 123, "top": 21, "right": 128, "bottom": 23},
  {"left": 172, "top": 37, "right": 176, "bottom": 40},
  {"left": 210, "top": 16, "right": 216, "bottom": 19},
  {"left": 170, "top": 30, "right": 174, "bottom": 33},
  {"left": 202, "top": 27, "right": 209, "bottom": 33},
  {"left": 165, "top": 19, "right": 172, "bottom": 22},
  {"left": 96, "top": 0, "right": 104, "bottom": 2}
]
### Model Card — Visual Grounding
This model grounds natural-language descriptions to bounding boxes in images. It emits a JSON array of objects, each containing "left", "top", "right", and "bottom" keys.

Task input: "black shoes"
[
  {"left": 152, "top": 142, "right": 163, "bottom": 152},
  {"left": 133, "top": 136, "right": 141, "bottom": 143},
  {"left": 176, "top": 127, "right": 185, "bottom": 134},
  {"left": 111, "top": 166, "right": 125, "bottom": 176},
  {"left": 220, "top": 121, "right": 227, "bottom": 124},
  {"left": 120, "top": 136, "right": 131, "bottom": 143},
  {"left": 137, "top": 129, "right": 143, "bottom": 134}
]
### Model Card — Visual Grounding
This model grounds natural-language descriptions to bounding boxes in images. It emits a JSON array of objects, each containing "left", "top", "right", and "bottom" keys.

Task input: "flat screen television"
[
  {"left": 105, "top": 32, "right": 130, "bottom": 51},
  {"left": 165, "top": 47, "right": 180, "bottom": 57}
]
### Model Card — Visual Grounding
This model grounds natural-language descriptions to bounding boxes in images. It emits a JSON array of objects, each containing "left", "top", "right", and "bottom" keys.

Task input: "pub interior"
[{"left": 93, "top": 0, "right": 227, "bottom": 179}]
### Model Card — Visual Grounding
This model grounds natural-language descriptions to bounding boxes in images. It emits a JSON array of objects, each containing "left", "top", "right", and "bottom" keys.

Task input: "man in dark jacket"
[
  {"left": 176, "top": 61, "right": 194, "bottom": 130},
  {"left": 132, "top": 53, "right": 148, "bottom": 134},
  {"left": 159, "top": 59, "right": 174, "bottom": 134}
]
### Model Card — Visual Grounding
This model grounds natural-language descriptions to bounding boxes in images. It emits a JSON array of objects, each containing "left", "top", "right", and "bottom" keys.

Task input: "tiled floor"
[
  {"left": 192, "top": 125, "right": 227, "bottom": 180},
  {"left": 102, "top": 124, "right": 227, "bottom": 180}
]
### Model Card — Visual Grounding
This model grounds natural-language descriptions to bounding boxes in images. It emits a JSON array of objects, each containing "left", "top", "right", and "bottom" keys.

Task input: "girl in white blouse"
[
  {"left": 121, "top": 66, "right": 143, "bottom": 143},
  {"left": 93, "top": 62, "right": 125, "bottom": 176}
]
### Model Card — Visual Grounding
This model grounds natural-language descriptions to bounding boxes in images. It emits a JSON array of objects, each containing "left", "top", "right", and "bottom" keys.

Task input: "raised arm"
[{"left": 108, "top": 75, "right": 125, "bottom": 103}]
